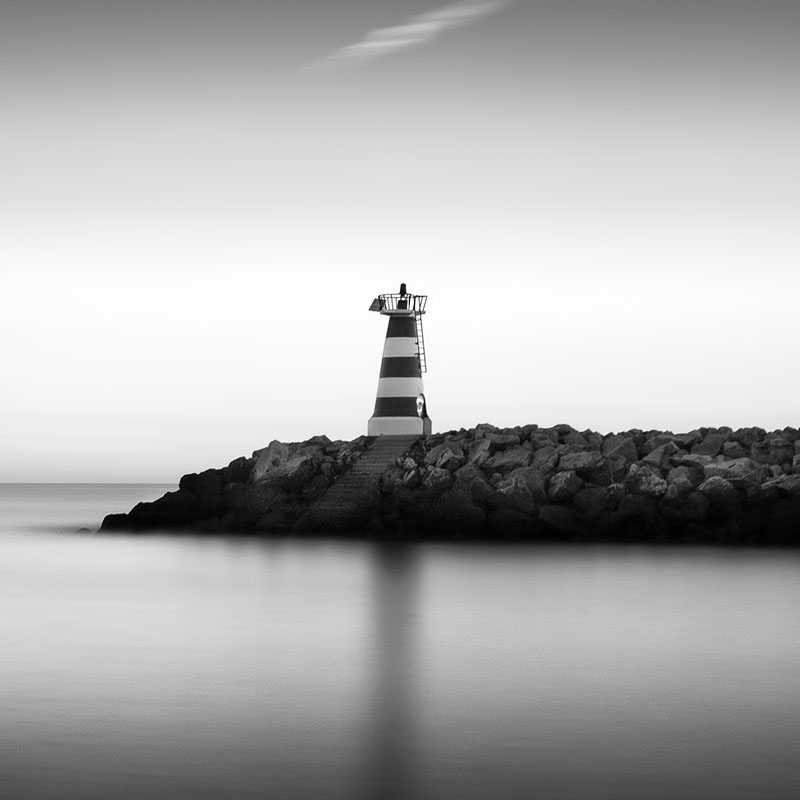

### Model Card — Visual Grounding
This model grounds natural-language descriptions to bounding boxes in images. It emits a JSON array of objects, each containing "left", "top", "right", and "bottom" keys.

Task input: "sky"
[{"left": 2, "top": 0, "right": 799, "bottom": 482}]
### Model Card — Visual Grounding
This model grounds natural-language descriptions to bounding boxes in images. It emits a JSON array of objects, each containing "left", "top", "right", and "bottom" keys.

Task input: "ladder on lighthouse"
[{"left": 414, "top": 312, "right": 427, "bottom": 373}]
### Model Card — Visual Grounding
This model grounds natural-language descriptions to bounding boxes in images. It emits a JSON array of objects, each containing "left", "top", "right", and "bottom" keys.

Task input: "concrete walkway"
[{"left": 293, "top": 435, "right": 419, "bottom": 533}]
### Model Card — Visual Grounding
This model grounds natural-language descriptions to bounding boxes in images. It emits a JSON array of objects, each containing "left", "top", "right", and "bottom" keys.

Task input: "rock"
[
  {"left": 229, "top": 482, "right": 291, "bottom": 527},
  {"left": 760, "top": 474, "right": 800, "bottom": 497},
  {"left": 531, "top": 445, "right": 559, "bottom": 476},
  {"left": 453, "top": 463, "right": 493, "bottom": 506},
  {"left": 380, "top": 465, "right": 404, "bottom": 494},
  {"left": 792, "top": 454, "right": 800, "bottom": 475},
  {"left": 703, "top": 458, "right": 769, "bottom": 489},
  {"left": 667, "top": 465, "right": 703, "bottom": 489},
  {"left": 251, "top": 440, "right": 290, "bottom": 480},
  {"left": 467, "top": 438, "right": 492, "bottom": 467},
  {"left": 641, "top": 434, "right": 677, "bottom": 456},
  {"left": 425, "top": 442, "right": 466, "bottom": 471},
  {"left": 483, "top": 445, "right": 532, "bottom": 474},
  {"left": 529, "top": 430, "right": 558, "bottom": 449},
  {"left": 642, "top": 442, "right": 680, "bottom": 470},
  {"left": 721, "top": 441, "right": 748, "bottom": 460},
  {"left": 602, "top": 435, "right": 639, "bottom": 478},
  {"left": 402, "top": 457, "right": 417, "bottom": 472},
  {"left": 223, "top": 456, "right": 253, "bottom": 484},
  {"left": 698, "top": 476, "right": 739, "bottom": 518},
  {"left": 582, "top": 430, "right": 604, "bottom": 450},
  {"left": 101, "top": 513, "right": 130, "bottom": 530},
  {"left": 751, "top": 434, "right": 794, "bottom": 467},
  {"left": 663, "top": 477, "right": 694, "bottom": 503},
  {"left": 732, "top": 427, "right": 766, "bottom": 448},
  {"left": 179, "top": 469, "right": 224, "bottom": 513},
  {"left": 423, "top": 466, "right": 453, "bottom": 491},
  {"left": 401, "top": 468, "right": 422, "bottom": 489},
  {"left": 625, "top": 463, "right": 668, "bottom": 498},
  {"left": 124, "top": 489, "right": 200, "bottom": 529},
  {"left": 562, "top": 430, "right": 589, "bottom": 448},
  {"left": 548, "top": 470, "right": 583, "bottom": 502},
  {"left": 553, "top": 423, "right": 578, "bottom": 439},
  {"left": 673, "top": 430, "right": 703, "bottom": 450},
  {"left": 692, "top": 431, "right": 730, "bottom": 457},
  {"left": 558, "top": 451, "right": 605, "bottom": 475},
  {"left": 483, "top": 431, "right": 520, "bottom": 449},
  {"left": 494, "top": 466, "right": 545, "bottom": 515},
  {"left": 669, "top": 453, "right": 714, "bottom": 470}
]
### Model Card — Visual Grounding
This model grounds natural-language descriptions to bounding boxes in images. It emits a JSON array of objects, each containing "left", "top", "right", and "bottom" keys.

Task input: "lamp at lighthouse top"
[{"left": 368, "top": 283, "right": 427, "bottom": 316}]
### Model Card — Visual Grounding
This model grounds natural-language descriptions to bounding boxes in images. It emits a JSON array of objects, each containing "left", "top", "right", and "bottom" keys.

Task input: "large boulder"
[
  {"left": 558, "top": 451, "right": 605, "bottom": 475},
  {"left": 452, "top": 462, "right": 493, "bottom": 507},
  {"left": 251, "top": 440, "right": 290, "bottom": 480},
  {"left": 223, "top": 456, "right": 253, "bottom": 483},
  {"left": 731, "top": 427, "right": 766, "bottom": 448},
  {"left": 692, "top": 431, "right": 730, "bottom": 457},
  {"left": 673, "top": 431, "right": 703, "bottom": 450},
  {"left": 625, "top": 463, "right": 667, "bottom": 498},
  {"left": 494, "top": 466, "right": 545, "bottom": 515},
  {"left": 642, "top": 442, "right": 680, "bottom": 470},
  {"left": 666, "top": 465, "right": 703, "bottom": 489},
  {"left": 483, "top": 445, "right": 532, "bottom": 474},
  {"left": 698, "top": 476, "right": 739, "bottom": 519},
  {"left": 482, "top": 431, "right": 521, "bottom": 449},
  {"left": 759, "top": 474, "right": 800, "bottom": 497},
  {"left": 548, "top": 470, "right": 583, "bottom": 502},
  {"left": 423, "top": 466, "right": 453, "bottom": 491},
  {"left": 602, "top": 435, "right": 639, "bottom": 479},
  {"left": 425, "top": 442, "right": 466, "bottom": 471},
  {"left": 179, "top": 469, "right": 225, "bottom": 514},
  {"left": 721, "top": 441, "right": 748, "bottom": 460},
  {"left": 751, "top": 434, "right": 794, "bottom": 467},
  {"left": 703, "top": 458, "right": 769, "bottom": 489},
  {"left": 467, "top": 438, "right": 492, "bottom": 467},
  {"left": 669, "top": 453, "right": 715, "bottom": 470},
  {"left": 531, "top": 445, "right": 559, "bottom": 476},
  {"left": 252, "top": 440, "right": 326, "bottom": 490}
]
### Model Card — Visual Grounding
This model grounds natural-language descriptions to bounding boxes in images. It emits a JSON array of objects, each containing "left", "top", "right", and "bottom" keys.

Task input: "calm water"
[{"left": 1, "top": 484, "right": 799, "bottom": 798}]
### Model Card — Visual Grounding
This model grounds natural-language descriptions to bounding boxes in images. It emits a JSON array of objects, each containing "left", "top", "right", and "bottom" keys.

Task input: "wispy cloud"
[{"left": 310, "top": 0, "right": 510, "bottom": 70}]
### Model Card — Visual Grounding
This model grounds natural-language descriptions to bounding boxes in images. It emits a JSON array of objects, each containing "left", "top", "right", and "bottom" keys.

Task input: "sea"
[{"left": 1, "top": 483, "right": 799, "bottom": 799}]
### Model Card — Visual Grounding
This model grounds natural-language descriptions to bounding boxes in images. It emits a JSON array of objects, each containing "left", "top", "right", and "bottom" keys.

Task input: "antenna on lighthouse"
[{"left": 367, "top": 283, "right": 431, "bottom": 436}]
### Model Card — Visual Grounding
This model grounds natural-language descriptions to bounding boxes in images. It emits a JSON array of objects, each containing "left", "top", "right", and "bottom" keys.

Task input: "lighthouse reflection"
[{"left": 364, "top": 542, "right": 420, "bottom": 798}]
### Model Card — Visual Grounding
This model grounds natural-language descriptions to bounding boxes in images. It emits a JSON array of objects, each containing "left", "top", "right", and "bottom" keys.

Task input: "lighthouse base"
[{"left": 368, "top": 416, "right": 432, "bottom": 436}]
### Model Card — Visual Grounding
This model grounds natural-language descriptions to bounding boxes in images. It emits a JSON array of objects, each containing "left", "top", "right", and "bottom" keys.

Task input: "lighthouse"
[{"left": 367, "top": 283, "right": 432, "bottom": 436}]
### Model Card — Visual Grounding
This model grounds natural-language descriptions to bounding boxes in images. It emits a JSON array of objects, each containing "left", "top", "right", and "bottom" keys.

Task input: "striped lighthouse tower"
[{"left": 368, "top": 283, "right": 432, "bottom": 436}]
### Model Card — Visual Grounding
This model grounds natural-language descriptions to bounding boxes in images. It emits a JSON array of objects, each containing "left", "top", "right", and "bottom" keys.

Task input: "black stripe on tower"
[
  {"left": 372, "top": 397, "right": 418, "bottom": 417},
  {"left": 379, "top": 357, "right": 420, "bottom": 378},
  {"left": 385, "top": 317, "right": 417, "bottom": 338}
]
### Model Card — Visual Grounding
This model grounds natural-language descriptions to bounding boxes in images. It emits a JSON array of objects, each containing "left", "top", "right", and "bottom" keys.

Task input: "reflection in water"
[{"left": 366, "top": 543, "right": 419, "bottom": 798}]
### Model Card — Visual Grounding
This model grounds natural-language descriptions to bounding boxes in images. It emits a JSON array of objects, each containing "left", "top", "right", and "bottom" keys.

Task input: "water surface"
[{"left": 1, "top": 485, "right": 798, "bottom": 798}]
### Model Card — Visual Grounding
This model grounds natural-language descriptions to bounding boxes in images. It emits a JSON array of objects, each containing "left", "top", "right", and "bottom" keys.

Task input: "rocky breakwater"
[
  {"left": 101, "top": 424, "right": 800, "bottom": 544},
  {"left": 101, "top": 435, "right": 374, "bottom": 533},
  {"left": 377, "top": 424, "right": 800, "bottom": 544}
]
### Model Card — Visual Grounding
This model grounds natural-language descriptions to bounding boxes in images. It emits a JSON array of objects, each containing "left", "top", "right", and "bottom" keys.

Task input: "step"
[{"left": 293, "top": 435, "right": 419, "bottom": 533}]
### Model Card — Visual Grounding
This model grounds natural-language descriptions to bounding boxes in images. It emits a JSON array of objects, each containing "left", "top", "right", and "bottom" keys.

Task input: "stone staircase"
[{"left": 293, "top": 435, "right": 419, "bottom": 533}]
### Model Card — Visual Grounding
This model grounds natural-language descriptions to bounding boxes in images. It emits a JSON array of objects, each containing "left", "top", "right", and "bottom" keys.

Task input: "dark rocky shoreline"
[{"left": 101, "top": 424, "right": 800, "bottom": 545}]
